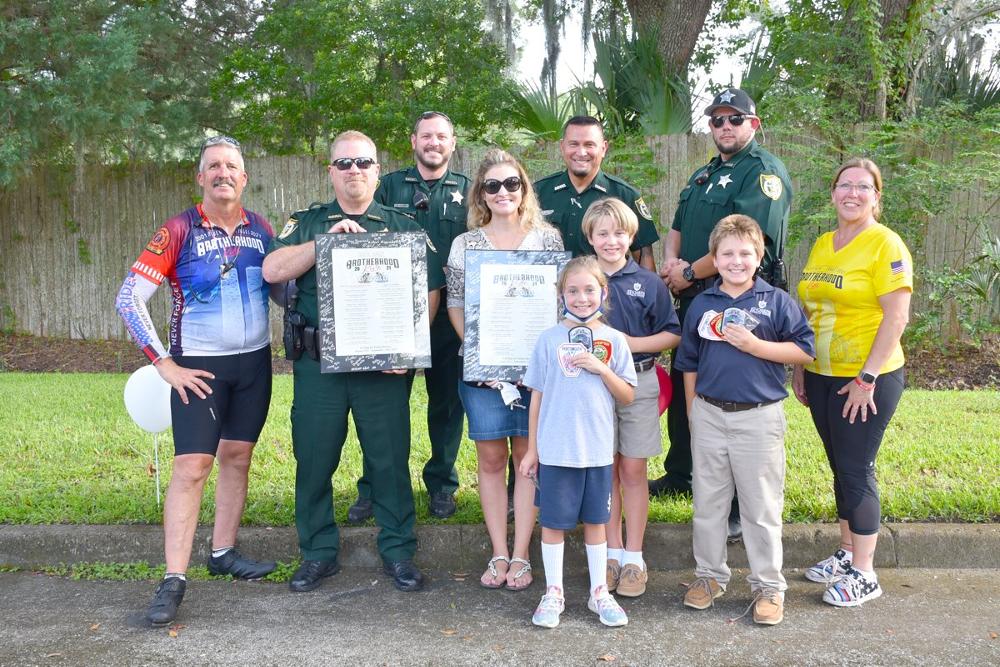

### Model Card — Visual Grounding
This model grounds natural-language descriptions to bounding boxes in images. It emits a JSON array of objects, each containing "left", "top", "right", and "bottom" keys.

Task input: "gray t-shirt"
[{"left": 523, "top": 322, "right": 637, "bottom": 468}]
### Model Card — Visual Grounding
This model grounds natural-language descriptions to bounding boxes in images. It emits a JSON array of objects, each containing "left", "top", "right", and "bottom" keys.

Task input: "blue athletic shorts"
[
  {"left": 457, "top": 381, "right": 530, "bottom": 440},
  {"left": 171, "top": 345, "right": 272, "bottom": 456},
  {"left": 535, "top": 463, "right": 613, "bottom": 530}
]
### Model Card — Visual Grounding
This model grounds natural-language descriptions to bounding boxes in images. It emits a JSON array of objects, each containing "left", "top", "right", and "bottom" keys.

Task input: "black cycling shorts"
[{"left": 170, "top": 345, "right": 272, "bottom": 456}]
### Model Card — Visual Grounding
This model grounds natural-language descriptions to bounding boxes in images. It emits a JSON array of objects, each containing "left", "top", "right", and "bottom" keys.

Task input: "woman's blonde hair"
[
  {"left": 467, "top": 148, "right": 550, "bottom": 232},
  {"left": 831, "top": 157, "right": 883, "bottom": 220}
]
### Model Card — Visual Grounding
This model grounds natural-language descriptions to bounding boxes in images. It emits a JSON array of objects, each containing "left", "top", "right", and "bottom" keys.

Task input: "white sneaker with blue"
[
  {"left": 823, "top": 566, "right": 882, "bottom": 607},
  {"left": 587, "top": 587, "right": 628, "bottom": 627},
  {"left": 806, "top": 548, "right": 852, "bottom": 584},
  {"left": 532, "top": 586, "right": 565, "bottom": 628}
]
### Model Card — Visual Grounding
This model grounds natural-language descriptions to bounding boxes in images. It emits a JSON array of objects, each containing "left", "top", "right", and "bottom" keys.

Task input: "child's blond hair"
[
  {"left": 581, "top": 198, "right": 639, "bottom": 240},
  {"left": 708, "top": 214, "right": 765, "bottom": 259}
]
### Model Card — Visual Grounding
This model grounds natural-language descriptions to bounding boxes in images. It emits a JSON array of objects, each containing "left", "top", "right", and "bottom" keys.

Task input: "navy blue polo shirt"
[
  {"left": 674, "top": 277, "right": 815, "bottom": 403},
  {"left": 604, "top": 259, "right": 681, "bottom": 364}
]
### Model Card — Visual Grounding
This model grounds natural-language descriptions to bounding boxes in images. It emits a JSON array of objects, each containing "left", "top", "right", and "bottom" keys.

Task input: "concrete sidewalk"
[
  {"left": 2, "top": 522, "right": 999, "bottom": 571},
  {"left": 1, "top": 568, "right": 998, "bottom": 666}
]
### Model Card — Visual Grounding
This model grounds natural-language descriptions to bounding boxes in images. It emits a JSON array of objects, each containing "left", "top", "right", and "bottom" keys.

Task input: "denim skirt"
[{"left": 457, "top": 381, "right": 531, "bottom": 441}]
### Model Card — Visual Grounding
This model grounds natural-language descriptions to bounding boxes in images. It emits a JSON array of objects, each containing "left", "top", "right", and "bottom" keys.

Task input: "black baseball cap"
[{"left": 704, "top": 88, "right": 757, "bottom": 116}]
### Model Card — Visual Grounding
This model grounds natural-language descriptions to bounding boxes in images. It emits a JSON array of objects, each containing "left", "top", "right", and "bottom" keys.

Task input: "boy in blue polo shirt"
[
  {"left": 674, "top": 214, "right": 814, "bottom": 626},
  {"left": 583, "top": 198, "right": 680, "bottom": 597}
]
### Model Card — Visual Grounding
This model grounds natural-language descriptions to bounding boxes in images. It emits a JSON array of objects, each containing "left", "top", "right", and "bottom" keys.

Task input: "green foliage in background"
[
  {"left": 1, "top": 373, "right": 997, "bottom": 526},
  {"left": 215, "top": 0, "right": 513, "bottom": 157}
]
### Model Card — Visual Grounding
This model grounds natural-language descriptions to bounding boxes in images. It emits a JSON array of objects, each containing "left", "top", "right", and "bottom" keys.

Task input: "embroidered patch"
[
  {"left": 760, "top": 174, "right": 783, "bottom": 201},
  {"left": 635, "top": 197, "right": 653, "bottom": 220},
  {"left": 144, "top": 227, "right": 170, "bottom": 255},
  {"left": 278, "top": 218, "right": 298, "bottom": 239},
  {"left": 593, "top": 339, "right": 612, "bottom": 364}
]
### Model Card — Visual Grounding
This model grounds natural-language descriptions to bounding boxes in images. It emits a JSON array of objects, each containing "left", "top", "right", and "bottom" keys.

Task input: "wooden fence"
[{"left": 0, "top": 134, "right": 995, "bottom": 343}]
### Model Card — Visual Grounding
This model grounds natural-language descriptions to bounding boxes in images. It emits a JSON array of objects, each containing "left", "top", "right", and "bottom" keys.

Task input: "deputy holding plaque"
[
  {"left": 262, "top": 131, "right": 444, "bottom": 594},
  {"left": 446, "top": 149, "right": 563, "bottom": 591}
]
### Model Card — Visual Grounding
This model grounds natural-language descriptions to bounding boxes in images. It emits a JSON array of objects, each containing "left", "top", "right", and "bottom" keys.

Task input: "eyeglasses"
[
  {"left": 709, "top": 114, "right": 751, "bottom": 128},
  {"left": 483, "top": 177, "right": 522, "bottom": 194},
  {"left": 419, "top": 110, "right": 452, "bottom": 124},
  {"left": 834, "top": 182, "right": 876, "bottom": 194},
  {"left": 332, "top": 157, "right": 377, "bottom": 171}
]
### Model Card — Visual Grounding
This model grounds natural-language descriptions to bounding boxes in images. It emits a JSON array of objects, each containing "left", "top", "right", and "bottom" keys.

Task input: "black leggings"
[{"left": 803, "top": 368, "right": 905, "bottom": 536}]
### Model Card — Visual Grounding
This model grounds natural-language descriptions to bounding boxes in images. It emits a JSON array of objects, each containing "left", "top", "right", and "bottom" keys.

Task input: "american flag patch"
[{"left": 890, "top": 259, "right": 905, "bottom": 275}]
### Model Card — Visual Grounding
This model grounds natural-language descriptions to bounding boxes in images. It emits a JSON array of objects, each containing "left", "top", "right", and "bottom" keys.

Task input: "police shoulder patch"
[
  {"left": 635, "top": 198, "right": 653, "bottom": 220},
  {"left": 145, "top": 226, "right": 170, "bottom": 255},
  {"left": 760, "top": 174, "right": 783, "bottom": 201},
  {"left": 278, "top": 218, "right": 298, "bottom": 239},
  {"left": 593, "top": 339, "right": 612, "bottom": 364}
]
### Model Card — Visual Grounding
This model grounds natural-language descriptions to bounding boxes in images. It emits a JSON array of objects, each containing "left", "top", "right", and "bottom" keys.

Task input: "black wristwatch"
[
  {"left": 682, "top": 265, "right": 696, "bottom": 282},
  {"left": 858, "top": 371, "right": 877, "bottom": 384}
]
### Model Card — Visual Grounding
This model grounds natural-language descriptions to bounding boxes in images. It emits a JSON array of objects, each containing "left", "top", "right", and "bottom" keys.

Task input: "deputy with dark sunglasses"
[
  {"left": 652, "top": 89, "right": 792, "bottom": 537},
  {"left": 263, "top": 130, "right": 444, "bottom": 594},
  {"left": 340, "top": 111, "right": 469, "bottom": 524}
]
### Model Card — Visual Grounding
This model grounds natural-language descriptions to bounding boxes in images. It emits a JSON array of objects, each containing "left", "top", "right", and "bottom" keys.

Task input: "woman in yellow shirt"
[{"left": 793, "top": 158, "right": 912, "bottom": 607}]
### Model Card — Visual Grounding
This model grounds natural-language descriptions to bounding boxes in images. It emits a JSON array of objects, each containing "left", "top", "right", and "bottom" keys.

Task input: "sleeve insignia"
[
  {"left": 278, "top": 218, "right": 298, "bottom": 239},
  {"left": 145, "top": 226, "right": 170, "bottom": 255},
  {"left": 760, "top": 174, "right": 783, "bottom": 201},
  {"left": 635, "top": 198, "right": 653, "bottom": 220}
]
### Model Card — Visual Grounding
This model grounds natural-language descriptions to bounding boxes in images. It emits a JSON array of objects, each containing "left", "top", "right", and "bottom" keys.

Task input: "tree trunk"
[{"left": 625, "top": 0, "right": 712, "bottom": 76}]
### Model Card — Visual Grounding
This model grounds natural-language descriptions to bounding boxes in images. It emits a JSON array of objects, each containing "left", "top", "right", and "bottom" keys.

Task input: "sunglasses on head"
[
  {"left": 710, "top": 114, "right": 752, "bottom": 128},
  {"left": 332, "top": 157, "right": 377, "bottom": 171},
  {"left": 482, "top": 176, "right": 522, "bottom": 195},
  {"left": 419, "top": 110, "right": 452, "bottom": 124}
]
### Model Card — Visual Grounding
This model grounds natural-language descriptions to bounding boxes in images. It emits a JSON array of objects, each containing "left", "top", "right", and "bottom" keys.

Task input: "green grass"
[{"left": 0, "top": 373, "right": 997, "bottom": 525}]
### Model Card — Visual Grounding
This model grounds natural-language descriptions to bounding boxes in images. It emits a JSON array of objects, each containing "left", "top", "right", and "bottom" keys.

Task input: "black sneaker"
[
  {"left": 207, "top": 549, "right": 276, "bottom": 580},
  {"left": 428, "top": 491, "right": 456, "bottom": 519},
  {"left": 289, "top": 559, "right": 340, "bottom": 593},
  {"left": 146, "top": 577, "right": 185, "bottom": 627},
  {"left": 347, "top": 496, "right": 373, "bottom": 523}
]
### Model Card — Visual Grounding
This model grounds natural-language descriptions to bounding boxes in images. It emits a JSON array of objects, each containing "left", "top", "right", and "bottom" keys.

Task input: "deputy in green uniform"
[
  {"left": 534, "top": 115, "right": 659, "bottom": 270},
  {"left": 262, "top": 130, "right": 444, "bottom": 594},
  {"left": 653, "top": 89, "right": 792, "bottom": 539},
  {"left": 345, "top": 111, "right": 468, "bottom": 522}
]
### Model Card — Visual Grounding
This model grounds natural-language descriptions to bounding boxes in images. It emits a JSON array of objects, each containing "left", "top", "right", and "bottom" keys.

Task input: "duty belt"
[{"left": 698, "top": 394, "right": 780, "bottom": 413}]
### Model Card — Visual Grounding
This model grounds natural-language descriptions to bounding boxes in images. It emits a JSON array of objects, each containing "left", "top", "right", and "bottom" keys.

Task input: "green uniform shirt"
[
  {"left": 534, "top": 170, "right": 659, "bottom": 257},
  {"left": 268, "top": 199, "right": 444, "bottom": 328},
  {"left": 375, "top": 166, "right": 470, "bottom": 260},
  {"left": 671, "top": 139, "right": 792, "bottom": 276}
]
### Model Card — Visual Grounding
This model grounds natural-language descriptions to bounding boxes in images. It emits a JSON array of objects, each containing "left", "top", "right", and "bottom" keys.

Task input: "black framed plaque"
[
  {"left": 315, "top": 231, "right": 431, "bottom": 372},
  {"left": 463, "top": 249, "right": 571, "bottom": 382}
]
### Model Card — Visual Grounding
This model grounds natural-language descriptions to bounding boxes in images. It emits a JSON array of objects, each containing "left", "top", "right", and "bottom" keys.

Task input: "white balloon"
[{"left": 124, "top": 365, "right": 172, "bottom": 433}]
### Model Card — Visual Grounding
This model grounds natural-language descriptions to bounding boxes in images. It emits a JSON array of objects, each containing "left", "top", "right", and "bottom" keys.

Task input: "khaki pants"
[{"left": 690, "top": 396, "right": 787, "bottom": 592}]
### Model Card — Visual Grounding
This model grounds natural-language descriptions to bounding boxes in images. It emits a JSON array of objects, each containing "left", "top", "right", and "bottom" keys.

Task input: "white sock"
[
  {"left": 622, "top": 550, "right": 644, "bottom": 569},
  {"left": 607, "top": 547, "right": 624, "bottom": 563},
  {"left": 585, "top": 542, "right": 609, "bottom": 599},
  {"left": 854, "top": 567, "right": 876, "bottom": 580},
  {"left": 541, "top": 541, "right": 564, "bottom": 594},
  {"left": 211, "top": 546, "right": 234, "bottom": 558},
  {"left": 164, "top": 572, "right": 186, "bottom": 581}
]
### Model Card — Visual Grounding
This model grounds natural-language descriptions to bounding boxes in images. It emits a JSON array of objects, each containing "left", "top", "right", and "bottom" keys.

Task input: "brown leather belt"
[{"left": 634, "top": 357, "right": 656, "bottom": 373}]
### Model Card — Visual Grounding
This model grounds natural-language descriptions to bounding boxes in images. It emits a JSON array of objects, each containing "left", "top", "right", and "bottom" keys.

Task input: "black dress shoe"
[
  {"left": 348, "top": 496, "right": 373, "bottom": 523},
  {"left": 383, "top": 559, "right": 424, "bottom": 592},
  {"left": 146, "top": 577, "right": 185, "bottom": 626},
  {"left": 208, "top": 549, "right": 276, "bottom": 580},
  {"left": 289, "top": 559, "right": 340, "bottom": 592},
  {"left": 428, "top": 491, "right": 456, "bottom": 519},
  {"left": 648, "top": 475, "right": 692, "bottom": 498}
]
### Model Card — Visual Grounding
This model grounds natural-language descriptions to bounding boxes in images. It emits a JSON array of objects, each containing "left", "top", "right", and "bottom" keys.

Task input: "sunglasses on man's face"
[
  {"left": 332, "top": 157, "right": 377, "bottom": 171},
  {"left": 483, "top": 176, "right": 522, "bottom": 195},
  {"left": 710, "top": 114, "right": 751, "bottom": 128}
]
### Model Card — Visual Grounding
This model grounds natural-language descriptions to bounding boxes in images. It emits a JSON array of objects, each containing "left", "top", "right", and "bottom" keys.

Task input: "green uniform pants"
[
  {"left": 292, "top": 356, "right": 417, "bottom": 562},
  {"left": 357, "top": 311, "right": 464, "bottom": 499}
]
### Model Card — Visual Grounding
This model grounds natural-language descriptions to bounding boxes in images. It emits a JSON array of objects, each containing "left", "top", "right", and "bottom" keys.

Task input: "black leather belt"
[
  {"left": 677, "top": 278, "right": 708, "bottom": 299},
  {"left": 634, "top": 357, "right": 656, "bottom": 373},
  {"left": 698, "top": 394, "right": 780, "bottom": 413}
]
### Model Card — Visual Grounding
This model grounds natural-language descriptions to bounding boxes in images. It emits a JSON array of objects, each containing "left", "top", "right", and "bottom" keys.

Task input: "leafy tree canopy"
[{"left": 215, "top": 0, "right": 514, "bottom": 157}]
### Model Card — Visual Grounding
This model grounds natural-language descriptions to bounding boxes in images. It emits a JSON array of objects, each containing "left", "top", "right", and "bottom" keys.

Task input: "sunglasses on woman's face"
[
  {"left": 483, "top": 176, "right": 522, "bottom": 195},
  {"left": 332, "top": 157, "right": 377, "bottom": 171},
  {"left": 710, "top": 114, "right": 751, "bottom": 128}
]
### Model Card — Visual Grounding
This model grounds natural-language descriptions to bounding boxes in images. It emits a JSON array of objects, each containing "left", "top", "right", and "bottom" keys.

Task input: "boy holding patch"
[{"left": 674, "top": 214, "right": 814, "bottom": 625}]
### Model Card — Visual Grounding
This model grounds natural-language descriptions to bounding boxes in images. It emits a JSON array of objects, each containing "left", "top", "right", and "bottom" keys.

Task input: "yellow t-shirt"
[{"left": 798, "top": 223, "right": 913, "bottom": 377}]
